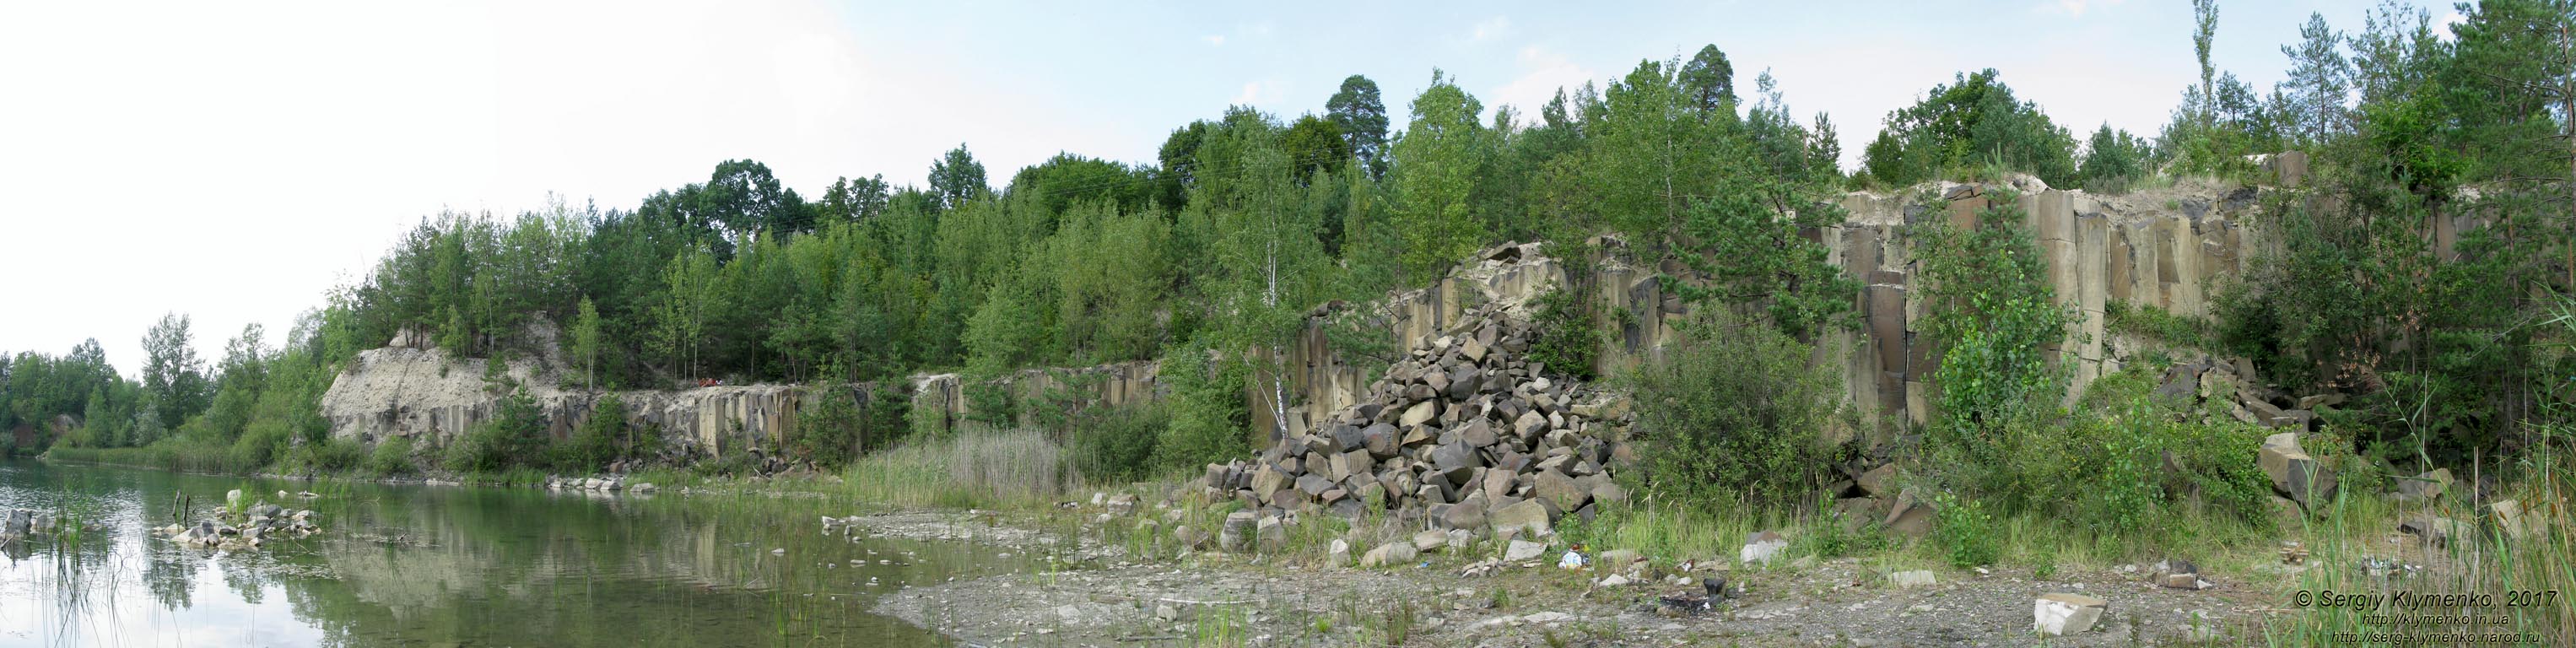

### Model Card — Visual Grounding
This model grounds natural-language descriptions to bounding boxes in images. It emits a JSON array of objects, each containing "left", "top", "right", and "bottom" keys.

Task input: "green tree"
[
  {"left": 927, "top": 144, "right": 988, "bottom": 210},
  {"left": 1667, "top": 167, "right": 1860, "bottom": 341},
  {"left": 818, "top": 174, "right": 891, "bottom": 226},
  {"left": 2192, "top": 0, "right": 2220, "bottom": 132},
  {"left": 700, "top": 159, "right": 807, "bottom": 237},
  {"left": 1862, "top": 69, "right": 2078, "bottom": 186},
  {"left": 1326, "top": 75, "right": 1391, "bottom": 179},
  {"left": 1050, "top": 202, "right": 1174, "bottom": 363},
  {"left": 1916, "top": 192, "right": 2071, "bottom": 462},
  {"left": 1390, "top": 69, "right": 1487, "bottom": 281},
  {"left": 568, "top": 296, "right": 602, "bottom": 387},
  {"left": 650, "top": 246, "right": 721, "bottom": 382},
  {"left": 1591, "top": 57, "right": 1726, "bottom": 241},
  {"left": 1677, "top": 44, "right": 1737, "bottom": 116},
  {"left": 1280, "top": 114, "right": 1352, "bottom": 183},
  {"left": 1002, "top": 153, "right": 1154, "bottom": 223},
  {"left": 2078, "top": 124, "right": 2151, "bottom": 192},
  {"left": 2278, "top": 12, "right": 2352, "bottom": 147},
  {"left": 960, "top": 271, "right": 1046, "bottom": 376},
  {"left": 140, "top": 312, "right": 210, "bottom": 426}
]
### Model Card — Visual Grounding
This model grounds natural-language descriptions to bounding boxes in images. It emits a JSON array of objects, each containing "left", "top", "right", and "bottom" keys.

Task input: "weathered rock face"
[
  {"left": 319, "top": 346, "right": 824, "bottom": 457},
  {"left": 1268, "top": 180, "right": 2288, "bottom": 443},
  {"left": 325, "top": 180, "right": 2309, "bottom": 468},
  {"left": 320, "top": 343, "right": 1153, "bottom": 458},
  {"left": 1196, "top": 301, "right": 1629, "bottom": 536}
]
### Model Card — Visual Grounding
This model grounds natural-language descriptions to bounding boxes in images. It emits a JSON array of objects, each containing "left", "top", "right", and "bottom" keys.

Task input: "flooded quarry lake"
[{"left": 0, "top": 459, "right": 1039, "bottom": 647}]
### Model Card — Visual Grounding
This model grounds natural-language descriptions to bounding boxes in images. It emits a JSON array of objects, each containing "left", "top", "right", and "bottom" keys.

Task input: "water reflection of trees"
[
  {"left": 144, "top": 557, "right": 195, "bottom": 610},
  {"left": 10, "top": 463, "right": 969, "bottom": 646},
  {"left": 284, "top": 489, "right": 959, "bottom": 645}
]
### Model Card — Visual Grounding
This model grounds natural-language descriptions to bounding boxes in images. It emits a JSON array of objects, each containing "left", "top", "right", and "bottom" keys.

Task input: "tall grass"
[
  {"left": 2265, "top": 429, "right": 2572, "bottom": 645},
  {"left": 843, "top": 424, "right": 1069, "bottom": 509},
  {"left": 45, "top": 440, "right": 267, "bottom": 474}
]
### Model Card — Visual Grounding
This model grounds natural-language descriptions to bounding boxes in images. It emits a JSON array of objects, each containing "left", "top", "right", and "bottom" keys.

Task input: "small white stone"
[{"left": 2033, "top": 593, "right": 2109, "bottom": 635}]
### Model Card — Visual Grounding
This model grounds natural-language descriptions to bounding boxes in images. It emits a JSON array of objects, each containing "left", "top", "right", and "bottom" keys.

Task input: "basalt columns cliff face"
[{"left": 328, "top": 159, "right": 2480, "bottom": 456}]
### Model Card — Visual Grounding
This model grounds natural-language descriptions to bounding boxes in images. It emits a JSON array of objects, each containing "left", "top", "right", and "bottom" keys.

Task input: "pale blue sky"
[{"left": 0, "top": 0, "right": 2453, "bottom": 373}]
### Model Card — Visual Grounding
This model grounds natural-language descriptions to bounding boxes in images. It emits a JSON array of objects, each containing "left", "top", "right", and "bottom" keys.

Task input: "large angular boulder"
[
  {"left": 1856, "top": 464, "right": 1897, "bottom": 497},
  {"left": 1532, "top": 470, "right": 1588, "bottom": 511},
  {"left": 2258, "top": 433, "right": 2337, "bottom": 510},
  {"left": 1431, "top": 442, "right": 1479, "bottom": 472},
  {"left": 1440, "top": 500, "right": 1487, "bottom": 532},
  {"left": 1362, "top": 423, "right": 1399, "bottom": 458},
  {"left": 1400, "top": 401, "right": 1440, "bottom": 427},
  {"left": 2393, "top": 468, "right": 2451, "bottom": 503},
  {"left": 1218, "top": 511, "right": 1257, "bottom": 552},
  {"left": 1489, "top": 499, "right": 1553, "bottom": 537},
  {"left": 1883, "top": 488, "right": 1936, "bottom": 537},
  {"left": 1459, "top": 418, "right": 1497, "bottom": 448},
  {"left": 1445, "top": 366, "right": 1479, "bottom": 402}
]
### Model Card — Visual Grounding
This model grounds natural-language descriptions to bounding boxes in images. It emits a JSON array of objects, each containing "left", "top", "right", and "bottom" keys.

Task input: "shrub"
[
  {"left": 554, "top": 394, "right": 624, "bottom": 472},
  {"left": 1963, "top": 366, "right": 2274, "bottom": 545},
  {"left": 1153, "top": 339, "right": 1250, "bottom": 470},
  {"left": 792, "top": 384, "right": 861, "bottom": 466},
  {"left": 1629, "top": 309, "right": 1840, "bottom": 506},
  {"left": 1931, "top": 491, "right": 1998, "bottom": 569},
  {"left": 232, "top": 418, "right": 293, "bottom": 469},
  {"left": 1525, "top": 287, "right": 1602, "bottom": 381},
  {"left": 1914, "top": 189, "right": 2071, "bottom": 465},
  {"left": 2104, "top": 300, "right": 2214, "bottom": 350},
  {"left": 1798, "top": 509, "right": 1889, "bottom": 560},
  {"left": 1067, "top": 402, "right": 1173, "bottom": 484},
  {"left": 289, "top": 436, "right": 368, "bottom": 473},
  {"left": 369, "top": 435, "right": 417, "bottom": 476},
  {"left": 443, "top": 390, "right": 547, "bottom": 473}
]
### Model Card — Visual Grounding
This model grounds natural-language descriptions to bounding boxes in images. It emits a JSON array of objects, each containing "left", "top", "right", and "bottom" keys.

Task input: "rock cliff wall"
[
  {"left": 331, "top": 166, "right": 2427, "bottom": 456},
  {"left": 318, "top": 342, "right": 1158, "bottom": 456},
  {"left": 1263, "top": 174, "right": 2298, "bottom": 447}
]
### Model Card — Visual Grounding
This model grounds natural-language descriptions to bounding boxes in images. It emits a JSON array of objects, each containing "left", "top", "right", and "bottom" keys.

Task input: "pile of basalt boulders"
[
  {"left": 159, "top": 497, "right": 319, "bottom": 549},
  {"left": 1196, "top": 302, "right": 1634, "bottom": 539}
]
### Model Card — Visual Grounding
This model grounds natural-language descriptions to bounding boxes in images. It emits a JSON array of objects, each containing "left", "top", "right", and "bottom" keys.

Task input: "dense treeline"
[{"left": 10, "top": 0, "right": 2571, "bottom": 483}]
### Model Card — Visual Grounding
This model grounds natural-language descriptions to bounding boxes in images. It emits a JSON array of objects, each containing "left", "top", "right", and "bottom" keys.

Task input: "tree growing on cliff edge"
[
  {"left": 1327, "top": 75, "right": 1391, "bottom": 180},
  {"left": 1678, "top": 44, "right": 1737, "bottom": 117},
  {"left": 2078, "top": 124, "right": 2152, "bottom": 192},
  {"left": 1860, "top": 69, "right": 2078, "bottom": 187},
  {"left": 1390, "top": 69, "right": 1486, "bottom": 284},
  {"left": 569, "top": 297, "right": 602, "bottom": 388},
  {"left": 1590, "top": 57, "right": 1727, "bottom": 242}
]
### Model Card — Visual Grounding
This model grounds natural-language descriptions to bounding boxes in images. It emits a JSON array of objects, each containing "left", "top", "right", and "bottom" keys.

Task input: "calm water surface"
[{"left": 0, "top": 459, "right": 1028, "bottom": 647}]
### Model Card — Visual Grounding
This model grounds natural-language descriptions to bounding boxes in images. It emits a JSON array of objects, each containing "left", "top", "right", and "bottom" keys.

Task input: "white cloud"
[
  {"left": 1487, "top": 46, "right": 1600, "bottom": 121},
  {"left": 1230, "top": 80, "right": 1286, "bottom": 108},
  {"left": 1202, "top": 34, "right": 1226, "bottom": 46},
  {"left": 1469, "top": 16, "right": 1511, "bottom": 42}
]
